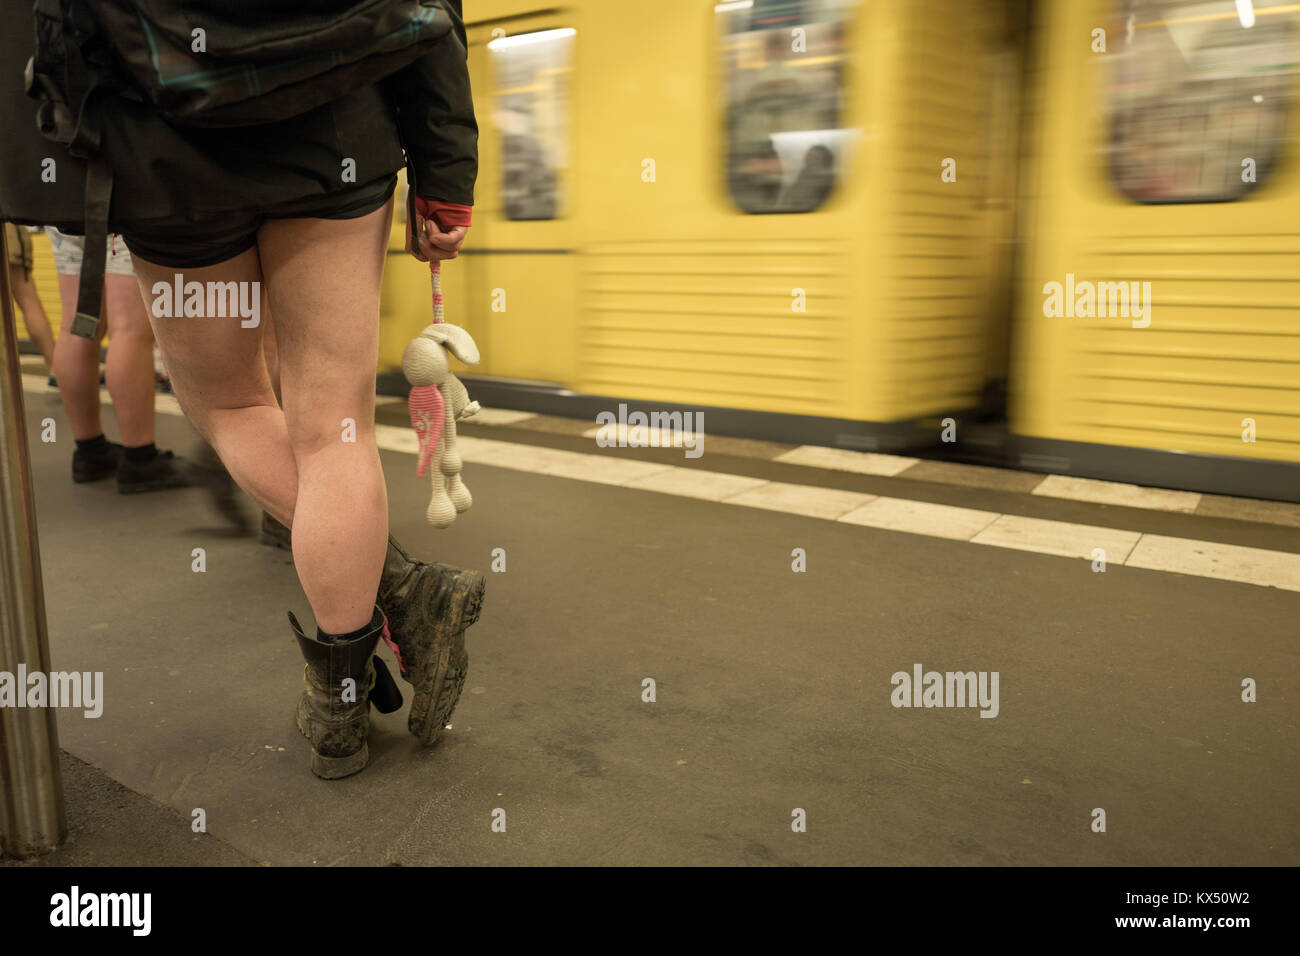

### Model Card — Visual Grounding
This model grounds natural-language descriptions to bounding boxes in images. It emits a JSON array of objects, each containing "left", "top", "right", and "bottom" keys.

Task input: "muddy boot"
[
  {"left": 290, "top": 606, "right": 401, "bottom": 780},
  {"left": 378, "top": 535, "right": 486, "bottom": 746},
  {"left": 261, "top": 511, "right": 293, "bottom": 551}
]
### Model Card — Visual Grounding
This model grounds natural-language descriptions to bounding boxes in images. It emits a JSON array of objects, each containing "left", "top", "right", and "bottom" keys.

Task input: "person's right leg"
[
  {"left": 256, "top": 206, "right": 392, "bottom": 635},
  {"left": 101, "top": 272, "right": 158, "bottom": 448}
]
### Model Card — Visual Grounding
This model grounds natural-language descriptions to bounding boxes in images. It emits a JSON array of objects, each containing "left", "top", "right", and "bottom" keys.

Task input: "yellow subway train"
[
  {"left": 377, "top": 0, "right": 1300, "bottom": 501},
  {"left": 1013, "top": 0, "right": 1300, "bottom": 499},
  {"left": 379, "top": 0, "right": 1025, "bottom": 446}
]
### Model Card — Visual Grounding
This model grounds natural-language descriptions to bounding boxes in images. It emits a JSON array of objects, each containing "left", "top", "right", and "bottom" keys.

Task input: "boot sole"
[
  {"left": 311, "top": 744, "right": 369, "bottom": 780},
  {"left": 296, "top": 697, "right": 369, "bottom": 780},
  {"left": 407, "top": 570, "right": 486, "bottom": 746}
]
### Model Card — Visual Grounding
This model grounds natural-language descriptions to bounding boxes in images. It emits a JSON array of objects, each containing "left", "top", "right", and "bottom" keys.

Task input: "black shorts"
[{"left": 121, "top": 173, "right": 398, "bottom": 269}]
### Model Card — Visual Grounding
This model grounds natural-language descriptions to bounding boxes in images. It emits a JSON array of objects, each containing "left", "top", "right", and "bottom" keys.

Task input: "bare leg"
[
  {"left": 102, "top": 273, "right": 157, "bottom": 447},
  {"left": 130, "top": 248, "right": 298, "bottom": 529},
  {"left": 257, "top": 204, "right": 392, "bottom": 633},
  {"left": 261, "top": 287, "right": 282, "bottom": 405},
  {"left": 50, "top": 272, "right": 106, "bottom": 441},
  {"left": 8, "top": 264, "right": 55, "bottom": 367}
]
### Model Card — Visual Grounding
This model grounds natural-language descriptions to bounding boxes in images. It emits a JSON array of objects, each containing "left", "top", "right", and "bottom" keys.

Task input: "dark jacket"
[{"left": 0, "top": 0, "right": 477, "bottom": 232}]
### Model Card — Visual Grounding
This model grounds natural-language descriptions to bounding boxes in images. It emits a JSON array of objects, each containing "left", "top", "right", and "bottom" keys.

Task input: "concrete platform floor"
[{"left": 3, "top": 385, "right": 1298, "bottom": 866}]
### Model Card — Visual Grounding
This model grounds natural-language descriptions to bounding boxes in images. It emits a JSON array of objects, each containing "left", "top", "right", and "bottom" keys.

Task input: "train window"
[
  {"left": 1106, "top": 0, "right": 1297, "bottom": 203},
  {"left": 488, "top": 28, "right": 574, "bottom": 220},
  {"left": 717, "top": 0, "right": 853, "bottom": 214}
]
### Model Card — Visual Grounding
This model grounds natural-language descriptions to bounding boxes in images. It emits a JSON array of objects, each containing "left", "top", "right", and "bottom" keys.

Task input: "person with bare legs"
[
  {"left": 4, "top": 0, "right": 484, "bottom": 779},
  {"left": 44, "top": 227, "right": 195, "bottom": 492},
  {"left": 126, "top": 164, "right": 482, "bottom": 777}
]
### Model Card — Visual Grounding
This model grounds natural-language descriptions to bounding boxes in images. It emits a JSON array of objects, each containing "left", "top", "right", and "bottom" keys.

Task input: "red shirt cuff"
[{"left": 418, "top": 198, "right": 473, "bottom": 228}]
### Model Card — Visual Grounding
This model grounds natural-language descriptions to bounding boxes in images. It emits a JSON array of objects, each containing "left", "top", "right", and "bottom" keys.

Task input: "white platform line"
[
  {"left": 774, "top": 444, "right": 919, "bottom": 476},
  {"left": 1125, "top": 534, "right": 1300, "bottom": 592},
  {"left": 23, "top": 374, "right": 1299, "bottom": 592},
  {"left": 580, "top": 422, "right": 704, "bottom": 450},
  {"left": 723, "top": 482, "right": 876, "bottom": 520},
  {"left": 1033, "top": 474, "right": 1201, "bottom": 513},
  {"left": 839, "top": 497, "right": 1000, "bottom": 541},
  {"left": 971, "top": 514, "right": 1142, "bottom": 564}
]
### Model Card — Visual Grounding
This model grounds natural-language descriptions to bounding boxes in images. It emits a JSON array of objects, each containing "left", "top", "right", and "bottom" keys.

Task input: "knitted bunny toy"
[{"left": 402, "top": 321, "right": 481, "bottom": 527}]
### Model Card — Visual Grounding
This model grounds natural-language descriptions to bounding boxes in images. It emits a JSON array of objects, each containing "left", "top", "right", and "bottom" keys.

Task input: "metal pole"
[{"left": 0, "top": 223, "right": 66, "bottom": 858}]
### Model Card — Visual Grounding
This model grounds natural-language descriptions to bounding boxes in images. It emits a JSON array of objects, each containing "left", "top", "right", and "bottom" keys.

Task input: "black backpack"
[{"left": 24, "top": 0, "right": 457, "bottom": 337}]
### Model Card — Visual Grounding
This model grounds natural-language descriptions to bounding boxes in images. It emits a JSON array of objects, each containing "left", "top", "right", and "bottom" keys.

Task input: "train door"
[{"left": 456, "top": 16, "right": 579, "bottom": 385}]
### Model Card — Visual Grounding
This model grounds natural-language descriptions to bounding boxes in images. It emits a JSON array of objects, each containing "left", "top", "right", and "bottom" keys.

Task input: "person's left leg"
[
  {"left": 127, "top": 246, "right": 299, "bottom": 525},
  {"left": 51, "top": 271, "right": 107, "bottom": 442}
]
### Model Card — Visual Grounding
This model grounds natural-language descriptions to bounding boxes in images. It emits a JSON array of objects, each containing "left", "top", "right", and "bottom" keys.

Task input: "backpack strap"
[
  {"left": 29, "top": 0, "right": 117, "bottom": 338},
  {"left": 69, "top": 151, "right": 113, "bottom": 339}
]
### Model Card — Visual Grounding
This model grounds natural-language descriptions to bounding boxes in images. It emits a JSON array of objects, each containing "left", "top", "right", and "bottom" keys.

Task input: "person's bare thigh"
[
  {"left": 128, "top": 247, "right": 272, "bottom": 424},
  {"left": 254, "top": 203, "right": 393, "bottom": 451}
]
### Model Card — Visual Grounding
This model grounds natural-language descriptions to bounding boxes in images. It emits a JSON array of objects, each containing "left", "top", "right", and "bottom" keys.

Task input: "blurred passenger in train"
[
  {"left": 1106, "top": 0, "right": 1294, "bottom": 203},
  {"left": 728, "top": 27, "right": 838, "bottom": 212},
  {"left": 502, "top": 131, "right": 558, "bottom": 220},
  {"left": 784, "top": 144, "right": 836, "bottom": 212},
  {"left": 43, "top": 227, "right": 196, "bottom": 492},
  {"left": 4, "top": 222, "right": 56, "bottom": 374}
]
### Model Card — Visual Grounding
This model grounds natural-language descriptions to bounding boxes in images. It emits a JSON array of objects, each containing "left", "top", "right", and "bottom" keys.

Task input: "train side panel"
[{"left": 1013, "top": 0, "right": 1300, "bottom": 470}]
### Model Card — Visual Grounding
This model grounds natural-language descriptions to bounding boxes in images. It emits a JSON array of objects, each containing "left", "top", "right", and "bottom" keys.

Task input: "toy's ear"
[{"left": 419, "top": 323, "right": 480, "bottom": 366}]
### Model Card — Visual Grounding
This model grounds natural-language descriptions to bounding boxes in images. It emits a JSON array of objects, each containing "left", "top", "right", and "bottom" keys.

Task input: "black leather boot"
[
  {"left": 378, "top": 536, "right": 486, "bottom": 746},
  {"left": 290, "top": 606, "right": 400, "bottom": 779}
]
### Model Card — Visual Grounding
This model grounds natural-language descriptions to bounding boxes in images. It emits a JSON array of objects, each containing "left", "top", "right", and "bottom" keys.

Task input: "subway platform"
[{"left": 3, "top": 360, "right": 1298, "bottom": 867}]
